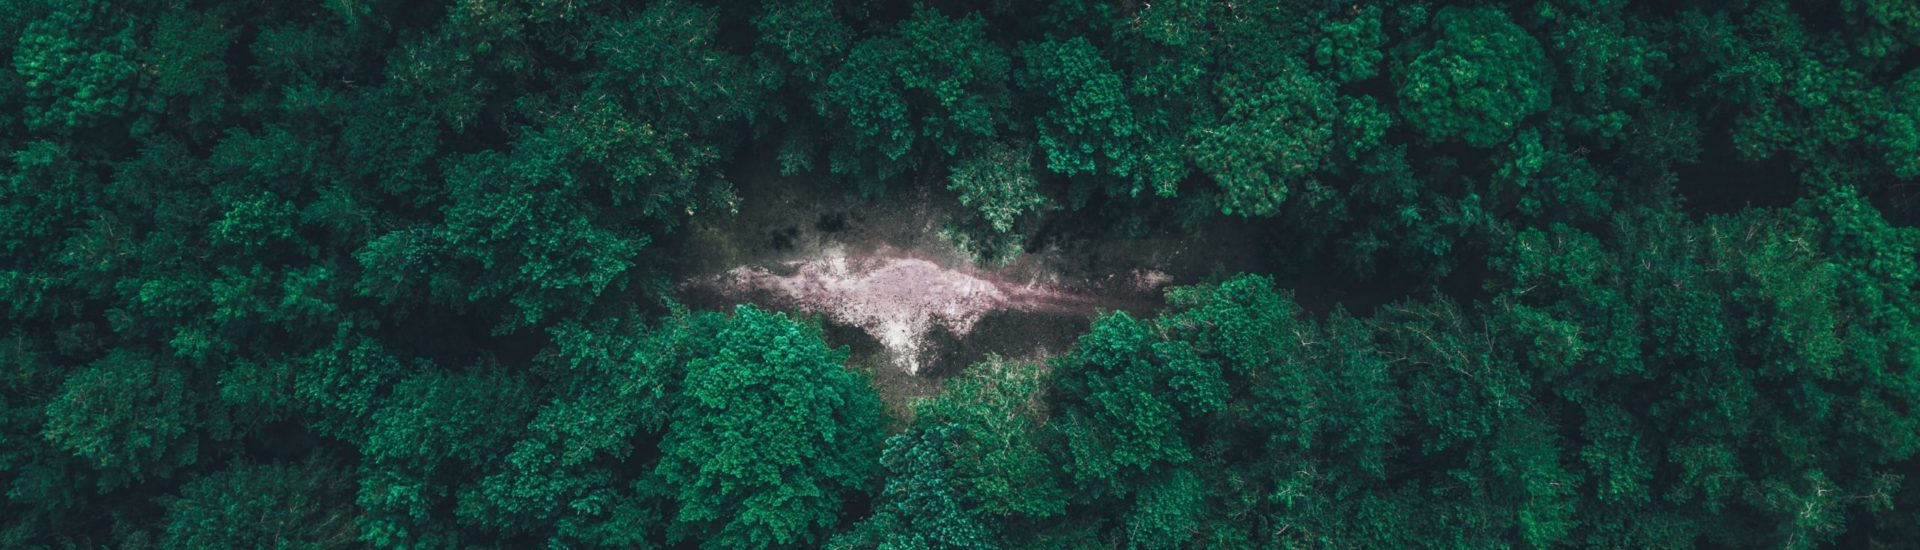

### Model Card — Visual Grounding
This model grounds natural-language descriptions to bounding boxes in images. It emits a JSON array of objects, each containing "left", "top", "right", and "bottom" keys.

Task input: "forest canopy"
[{"left": 2, "top": 0, "right": 1918, "bottom": 548}]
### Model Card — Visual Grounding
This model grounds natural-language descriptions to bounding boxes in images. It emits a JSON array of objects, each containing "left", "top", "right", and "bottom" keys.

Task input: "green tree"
[
  {"left": 913, "top": 359, "right": 1066, "bottom": 531},
  {"left": 1532, "top": 0, "right": 1667, "bottom": 144},
  {"left": 387, "top": 146, "right": 648, "bottom": 332},
  {"left": 460, "top": 315, "right": 678, "bottom": 547},
  {"left": 0, "top": 140, "right": 98, "bottom": 263},
  {"left": 946, "top": 140, "right": 1048, "bottom": 234},
  {"left": 1150, "top": 275, "right": 1407, "bottom": 547},
  {"left": 834, "top": 425, "right": 996, "bottom": 550},
  {"left": 1051, "top": 310, "right": 1222, "bottom": 499},
  {"left": 355, "top": 367, "right": 535, "bottom": 547},
  {"left": 754, "top": 0, "right": 851, "bottom": 88},
  {"left": 753, "top": 0, "right": 854, "bottom": 177},
  {"left": 1314, "top": 6, "right": 1387, "bottom": 84},
  {"left": 655, "top": 306, "right": 885, "bottom": 549},
  {"left": 1189, "top": 58, "right": 1339, "bottom": 216},
  {"left": 1491, "top": 128, "right": 1614, "bottom": 222},
  {"left": 591, "top": 1, "right": 765, "bottom": 139},
  {"left": 1837, "top": 0, "right": 1920, "bottom": 57},
  {"left": 1017, "top": 36, "right": 1143, "bottom": 181},
  {"left": 1397, "top": 6, "right": 1551, "bottom": 147},
  {"left": 816, "top": 4, "right": 1011, "bottom": 189},
  {"left": 1488, "top": 186, "right": 1920, "bottom": 547},
  {"left": 1369, "top": 298, "right": 1578, "bottom": 548},
  {"left": 140, "top": 11, "right": 238, "bottom": 136},
  {"left": 1677, "top": 2, "right": 1913, "bottom": 188},
  {"left": 41, "top": 350, "right": 197, "bottom": 489},
  {"left": 12, "top": 0, "right": 139, "bottom": 131}
]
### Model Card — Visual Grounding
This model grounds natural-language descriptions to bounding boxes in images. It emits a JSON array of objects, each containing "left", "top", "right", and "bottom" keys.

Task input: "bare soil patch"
[
  {"left": 663, "top": 161, "right": 1288, "bottom": 410},
  {"left": 688, "top": 247, "right": 1170, "bottom": 374}
]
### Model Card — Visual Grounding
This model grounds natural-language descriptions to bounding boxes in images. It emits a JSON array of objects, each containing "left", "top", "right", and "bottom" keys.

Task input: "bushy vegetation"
[{"left": 1, "top": 0, "right": 1917, "bottom": 547}]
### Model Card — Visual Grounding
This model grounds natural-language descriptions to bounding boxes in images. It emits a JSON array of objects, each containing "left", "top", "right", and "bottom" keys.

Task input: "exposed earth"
[
  {"left": 665, "top": 161, "right": 1299, "bottom": 407},
  {"left": 689, "top": 247, "right": 1172, "bottom": 374}
]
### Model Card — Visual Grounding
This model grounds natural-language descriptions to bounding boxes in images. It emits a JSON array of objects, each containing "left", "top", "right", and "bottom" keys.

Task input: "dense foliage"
[{"left": 1, "top": 0, "right": 1916, "bottom": 547}]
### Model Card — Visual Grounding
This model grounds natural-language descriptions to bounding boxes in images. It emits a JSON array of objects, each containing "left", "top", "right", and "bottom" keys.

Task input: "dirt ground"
[{"left": 662, "top": 161, "right": 1289, "bottom": 414}]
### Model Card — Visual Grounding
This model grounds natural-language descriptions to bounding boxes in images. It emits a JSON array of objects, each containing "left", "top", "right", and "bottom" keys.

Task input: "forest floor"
[{"left": 664, "top": 160, "right": 1290, "bottom": 415}]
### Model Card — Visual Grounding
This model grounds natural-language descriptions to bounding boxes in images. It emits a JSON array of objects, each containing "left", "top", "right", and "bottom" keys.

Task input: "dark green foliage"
[
  {"left": 2, "top": 0, "right": 1918, "bottom": 547},
  {"left": 1533, "top": 0, "right": 1667, "bottom": 144},
  {"left": 592, "top": 1, "right": 764, "bottom": 136},
  {"left": 421, "top": 146, "right": 651, "bottom": 332},
  {"left": 42, "top": 351, "right": 196, "bottom": 489},
  {"left": 1486, "top": 188, "right": 1920, "bottom": 547},
  {"left": 356, "top": 368, "right": 536, "bottom": 546},
  {"left": 161, "top": 462, "right": 358, "bottom": 549},
  {"left": 755, "top": 0, "right": 852, "bottom": 88},
  {"left": 1, "top": 140, "right": 97, "bottom": 259},
  {"left": 459, "top": 316, "right": 669, "bottom": 544},
  {"left": 815, "top": 4, "right": 1011, "bottom": 188}
]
